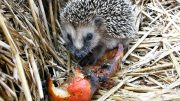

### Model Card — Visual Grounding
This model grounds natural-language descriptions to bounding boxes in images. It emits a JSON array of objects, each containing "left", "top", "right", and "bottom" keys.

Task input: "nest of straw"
[{"left": 0, "top": 0, "right": 180, "bottom": 101}]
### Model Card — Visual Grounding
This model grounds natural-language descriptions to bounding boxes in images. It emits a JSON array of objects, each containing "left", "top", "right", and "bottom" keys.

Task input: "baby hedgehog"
[{"left": 60, "top": 0, "right": 136, "bottom": 66}]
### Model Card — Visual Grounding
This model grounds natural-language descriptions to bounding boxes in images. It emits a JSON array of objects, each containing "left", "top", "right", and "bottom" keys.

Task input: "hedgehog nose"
[{"left": 74, "top": 51, "right": 83, "bottom": 60}]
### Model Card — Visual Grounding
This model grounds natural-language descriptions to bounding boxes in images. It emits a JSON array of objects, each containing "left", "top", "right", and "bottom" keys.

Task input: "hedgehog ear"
[{"left": 93, "top": 17, "right": 105, "bottom": 28}]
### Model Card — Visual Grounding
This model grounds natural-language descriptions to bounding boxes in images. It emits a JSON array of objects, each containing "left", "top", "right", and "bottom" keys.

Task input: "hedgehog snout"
[
  {"left": 74, "top": 50, "right": 83, "bottom": 60},
  {"left": 65, "top": 41, "right": 91, "bottom": 60},
  {"left": 74, "top": 49, "right": 88, "bottom": 60}
]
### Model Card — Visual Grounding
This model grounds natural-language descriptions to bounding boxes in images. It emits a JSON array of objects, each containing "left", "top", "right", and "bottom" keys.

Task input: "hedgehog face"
[{"left": 61, "top": 23, "right": 101, "bottom": 60}]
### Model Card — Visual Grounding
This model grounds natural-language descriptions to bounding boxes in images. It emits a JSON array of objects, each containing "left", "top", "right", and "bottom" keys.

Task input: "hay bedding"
[{"left": 0, "top": 0, "right": 179, "bottom": 101}]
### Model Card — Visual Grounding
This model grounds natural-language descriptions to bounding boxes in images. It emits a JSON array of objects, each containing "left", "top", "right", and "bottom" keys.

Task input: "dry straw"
[{"left": 0, "top": 0, "right": 180, "bottom": 101}]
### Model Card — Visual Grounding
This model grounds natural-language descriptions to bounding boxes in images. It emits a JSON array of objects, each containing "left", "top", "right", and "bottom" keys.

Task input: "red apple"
[
  {"left": 47, "top": 69, "right": 96, "bottom": 101},
  {"left": 47, "top": 44, "right": 124, "bottom": 101}
]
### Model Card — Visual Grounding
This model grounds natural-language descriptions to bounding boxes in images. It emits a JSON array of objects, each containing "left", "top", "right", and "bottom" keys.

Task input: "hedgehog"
[{"left": 60, "top": 0, "right": 136, "bottom": 66}]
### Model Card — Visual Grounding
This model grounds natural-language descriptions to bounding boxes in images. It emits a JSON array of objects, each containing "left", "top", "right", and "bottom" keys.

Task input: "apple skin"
[
  {"left": 47, "top": 44, "right": 124, "bottom": 101},
  {"left": 47, "top": 69, "right": 97, "bottom": 101}
]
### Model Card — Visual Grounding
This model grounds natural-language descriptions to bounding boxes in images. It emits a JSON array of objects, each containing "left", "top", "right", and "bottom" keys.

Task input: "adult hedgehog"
[{"left": 60, "top": 0, "right": 136, "bottom": 66}]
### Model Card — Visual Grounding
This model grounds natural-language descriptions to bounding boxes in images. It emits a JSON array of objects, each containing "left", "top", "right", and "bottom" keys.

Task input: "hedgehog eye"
[
  {"left": 86, "top": 33, "right": 93, "bottom": 41},
  {"left": 67, "top": 34, "right": 72, "bottom": 42}
]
